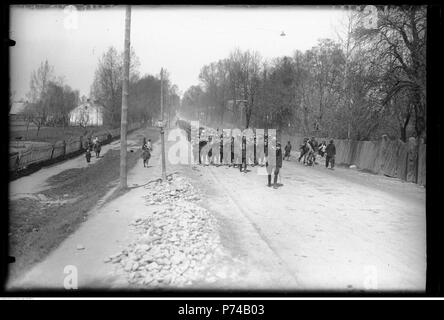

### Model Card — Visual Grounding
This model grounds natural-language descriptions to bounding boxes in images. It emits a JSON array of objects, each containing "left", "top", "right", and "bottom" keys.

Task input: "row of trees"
[
  {"left": 23, "top": 60, "right": 80, "bottom": 135},
  {"left": 21, "top": 47, "right": 181, "bottom": 134},
  {"left": 181, "top": 6, "right": 426, "bottom": 142},
  {"left": 90, "top": 47, "right": 180, "bottom": 127}
]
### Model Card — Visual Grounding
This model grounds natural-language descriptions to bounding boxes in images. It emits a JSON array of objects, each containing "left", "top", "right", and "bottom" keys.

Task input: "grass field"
[{"left": 8, "top": 148, "right": 141, "bottom": 281}]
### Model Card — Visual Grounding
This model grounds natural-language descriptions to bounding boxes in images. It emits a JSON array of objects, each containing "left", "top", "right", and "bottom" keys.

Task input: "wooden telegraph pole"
[
  {"left": 160, "top": 68, "right": 167, "bottom": 180},
  {"left": 119, "top": 5, "right": 131, "bottom": 189}
]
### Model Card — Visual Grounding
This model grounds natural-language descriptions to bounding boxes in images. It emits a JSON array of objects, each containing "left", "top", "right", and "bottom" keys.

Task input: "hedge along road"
[{"left": 8, "top": 126, "right": 159, "bottom": 282}]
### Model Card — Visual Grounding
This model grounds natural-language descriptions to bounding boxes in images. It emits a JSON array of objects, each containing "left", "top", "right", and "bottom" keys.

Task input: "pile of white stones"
[
  {"left": 105, "top": 174, "right": 223, "bottom": 288},
  {"left": 143, "top": 174, "right": 201, "bottom": 205}
]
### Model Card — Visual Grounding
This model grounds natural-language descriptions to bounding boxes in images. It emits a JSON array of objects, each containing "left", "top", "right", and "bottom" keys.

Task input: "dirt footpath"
[{"left": 7, "top": 128, "right": 157, "bottom": 284}]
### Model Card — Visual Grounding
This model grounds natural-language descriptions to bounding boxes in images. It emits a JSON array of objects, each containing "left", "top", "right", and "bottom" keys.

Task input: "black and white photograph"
[{"left": 3, "top": 4, "right": 437, "bottom": 299}]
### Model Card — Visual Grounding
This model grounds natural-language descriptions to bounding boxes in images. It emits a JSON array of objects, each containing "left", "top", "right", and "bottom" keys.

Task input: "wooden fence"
[
  {"left": 281, "top": 134, "right": 426, "bottom": 186},
  {"left": 9, "top": 122, "right": 143, "bottom": 174}
]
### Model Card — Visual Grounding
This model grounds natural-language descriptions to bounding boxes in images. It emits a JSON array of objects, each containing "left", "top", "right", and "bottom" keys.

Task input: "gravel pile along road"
[{"left": 105, "top": 173, "right": 226, "bottom": 288}]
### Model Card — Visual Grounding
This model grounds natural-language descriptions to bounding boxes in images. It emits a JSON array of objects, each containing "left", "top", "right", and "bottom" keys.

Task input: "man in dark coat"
[
  {"left": 325, "top": 139, "right": 336, "bottom": 169},
  {"left": 93, "top": 140, "right": 101, "bottom": 158},
  {"left": 284, "top": 141, "right": 292, "bottom": 160},
  {"left": 267, "top": 142, "right": 283, "bottom": 188}
]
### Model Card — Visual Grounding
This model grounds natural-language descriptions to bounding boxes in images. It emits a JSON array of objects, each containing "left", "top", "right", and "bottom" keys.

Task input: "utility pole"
[
  {"left": 160, "top": 68, "right": 167, "bottom": 180},
  {"left": 119, "top": 5, "right": 131, "bottom": 189}
]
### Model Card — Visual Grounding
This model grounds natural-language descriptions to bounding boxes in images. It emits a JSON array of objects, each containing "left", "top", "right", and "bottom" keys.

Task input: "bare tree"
[
  {"left": 91, "top": 46, "right": 139, "bottom": 127},
  {"left": 355, "top": 5, "right": 426, "bottom": 139},
  {"left": 27, "top": 60, "right": 54, "bottom": 103},
  {"left": 23, "top": 60, "right": 55, "bottom": 135},
  {"left": 77, "top": 106, "right": 91, "bottom": 129}
]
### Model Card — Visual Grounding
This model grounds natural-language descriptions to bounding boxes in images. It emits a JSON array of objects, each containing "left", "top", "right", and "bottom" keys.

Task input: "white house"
[
  {"left": 9, "top": 100, "right": 28, "bottom": 115},
  {"left": 69, "top": 101, "right": 104, "bottom": 127}
]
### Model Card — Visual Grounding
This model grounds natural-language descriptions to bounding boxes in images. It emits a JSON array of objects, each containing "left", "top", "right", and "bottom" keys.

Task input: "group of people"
[
  {"left": 296, "top": 137, "right": 336, "bottom": 169},
  {"left": 85, "top": 136, "right": 102, "bottom": 163},
  {"left": 197, "top": 134, "right": 336, "bottom": 189}
]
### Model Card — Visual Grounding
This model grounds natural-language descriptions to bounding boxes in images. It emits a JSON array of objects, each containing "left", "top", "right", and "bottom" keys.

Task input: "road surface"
[
  {"left": 189, "top": 155, "right": 426, "bottom": 291},
  {"left": 7, "top": 128, "right": 426, "bottom": 292}
]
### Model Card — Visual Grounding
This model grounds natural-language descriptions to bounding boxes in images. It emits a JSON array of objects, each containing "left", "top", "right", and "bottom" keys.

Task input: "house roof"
[{"left": 71, "top": 102, "right": 105, "bottom": 113}]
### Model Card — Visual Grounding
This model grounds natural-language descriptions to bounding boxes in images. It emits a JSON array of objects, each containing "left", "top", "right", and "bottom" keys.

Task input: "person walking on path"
[
  {"left": 86, "top": 136, "right": 93, "bottom": 151},
  {"left": 141, "top": 137, "right": 152, "bottom": 168},
  {"left": 142, "top": 143, "right": 151, "bottom": 167},
  {"left": 93, "top": 139, "right": 101, "bottom": 158},
  {"left": 85, "top": 147, "right": 91, "bottom": 163},
  {"left": 325, "top": 139, "right": 336, "bottom": 170}
]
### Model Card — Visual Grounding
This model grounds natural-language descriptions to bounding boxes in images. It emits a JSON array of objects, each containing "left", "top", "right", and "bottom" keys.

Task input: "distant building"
[
  {"left": 9, "top": 100, "right": 29, "bottom": 128},
  {"left": 9, "top": 100, "right": 28, "bottom": 116},
  {"left": 69, "top": 100, "right": 104, "bottom": 127}
]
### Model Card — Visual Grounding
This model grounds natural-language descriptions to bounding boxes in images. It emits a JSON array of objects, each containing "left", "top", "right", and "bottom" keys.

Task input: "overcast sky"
[{"left": 10, "top": 5, "right": 349, "bottom": 100}]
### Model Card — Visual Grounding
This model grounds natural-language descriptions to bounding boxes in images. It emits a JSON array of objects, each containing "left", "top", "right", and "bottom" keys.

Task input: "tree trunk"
[
  {"left": 25, "top": 120, "right": 30, "bottom": 140},
  {"left": 400, "top": 112, "right": 411, "bottom": 143}
]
